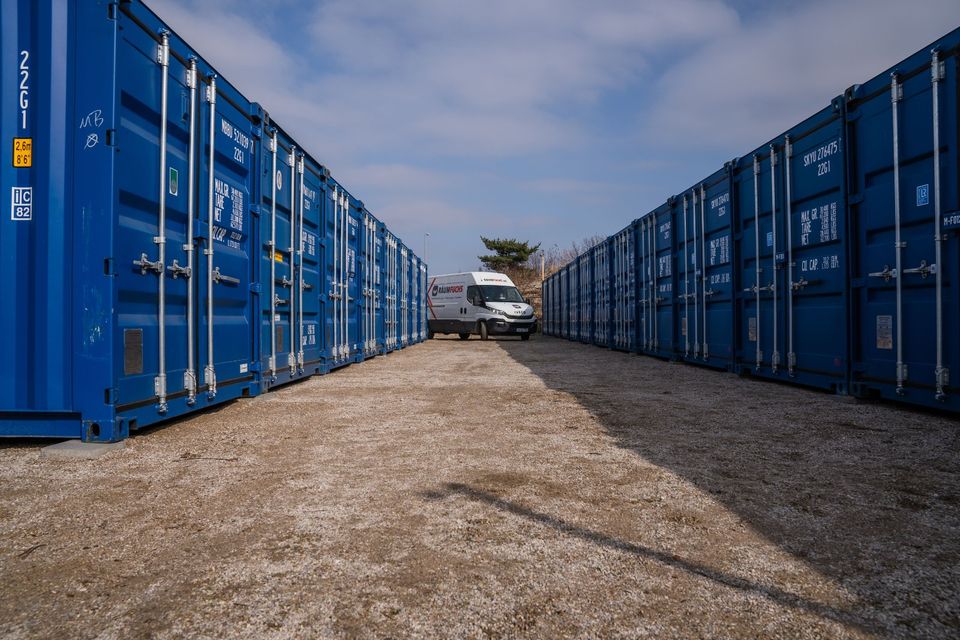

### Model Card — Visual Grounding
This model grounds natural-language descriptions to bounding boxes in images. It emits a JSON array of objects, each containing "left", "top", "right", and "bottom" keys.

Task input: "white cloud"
[
  {"left": 305, "top": 0, "right": 742, "bottom": 155},
  {"left": 642, "top": 0, "right": 960, "bottom": 153}
]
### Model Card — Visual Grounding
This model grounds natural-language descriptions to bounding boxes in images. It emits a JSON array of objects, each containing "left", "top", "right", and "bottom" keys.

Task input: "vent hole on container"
[
  {"left": 88, "top": 423, "right": 101, "bottom": 438},
  {"left": 128, "top": 419, "right": 137, "bottom": 432},
  {"left": 242, "top": 388, "right": 251, "bottom": 398}
]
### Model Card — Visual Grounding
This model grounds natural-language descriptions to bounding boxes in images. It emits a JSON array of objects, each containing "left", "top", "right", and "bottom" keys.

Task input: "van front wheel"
[
  {"left": 520, "top": 333, "right": 530, "bottom": 341},
  {"left": 479, "top": 322, "right": 489, "bottom": 341}
]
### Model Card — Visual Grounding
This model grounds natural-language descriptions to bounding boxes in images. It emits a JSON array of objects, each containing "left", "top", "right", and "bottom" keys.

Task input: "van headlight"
[{"left": 486, "top": 307, "right": 506, "bottom": 316}]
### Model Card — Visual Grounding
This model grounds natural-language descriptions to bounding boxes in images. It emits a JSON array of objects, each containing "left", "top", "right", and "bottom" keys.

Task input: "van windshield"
[{"left": 478, "top": 285, "right": 524, "bottom": 303}]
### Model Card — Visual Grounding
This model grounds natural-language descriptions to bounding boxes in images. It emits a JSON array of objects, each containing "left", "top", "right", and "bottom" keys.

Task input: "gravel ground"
[{"left": 0, "top": 335, "right": 958, "bottom": 639}]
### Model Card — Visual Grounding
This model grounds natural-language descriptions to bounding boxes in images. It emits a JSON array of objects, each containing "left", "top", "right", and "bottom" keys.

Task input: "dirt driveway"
[{"left": 0, "top": 336, "right": 957, "bottom": 639}]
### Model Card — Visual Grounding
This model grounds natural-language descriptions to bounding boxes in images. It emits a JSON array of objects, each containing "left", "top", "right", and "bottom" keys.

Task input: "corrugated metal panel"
[
  {"left": 577, "top": 253, "right": 592, "bottom": 343},
  {"left": 652, "top": 202, "right": 677, "bottom": 359},
  {"left": 611, "top": 224, "right": 636, "bottom": 352},
  {"left": 0, "top": 0, "right": 78, "bottom": 437},
  {"left": 700, "top": 166, "right": 736, "bottom": 370},
  {"left": 733, "top": 100, "right": 849, "bottom": 391},
  {"left": 592, "top": 240, "right": 611, "bottom": 347},
  {"left": 847, "top": 30, "right": 960, "bottom": 410}
]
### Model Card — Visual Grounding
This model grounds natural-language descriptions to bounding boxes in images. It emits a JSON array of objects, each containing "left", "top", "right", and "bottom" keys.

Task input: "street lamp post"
[{"left": 423, "top": 232, "right": 430, "bottom": 269}]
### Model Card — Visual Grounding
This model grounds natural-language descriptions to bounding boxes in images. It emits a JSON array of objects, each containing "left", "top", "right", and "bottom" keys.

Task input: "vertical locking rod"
[{"left": 204, "top": 75, "right": 218, "bottom": 398}]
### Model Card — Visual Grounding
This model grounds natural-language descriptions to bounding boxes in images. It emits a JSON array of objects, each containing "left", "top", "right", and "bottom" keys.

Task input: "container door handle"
[
  {"left": 167, "top": 260, "right": 191, "bottom": 279},
  {"left": 902, "top": 260, "right": 936, "bottom": 278},
  {"left": 134, "top": 252, "right": 163, "bottom": 275},
  {"left": 868, "top": 265, "right": 898, "bottom": 282},
  {"left": 212, "top": 267, "right": 240, "bottom": 286}
]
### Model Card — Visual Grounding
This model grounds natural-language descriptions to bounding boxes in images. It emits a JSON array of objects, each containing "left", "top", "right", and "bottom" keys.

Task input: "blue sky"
[{"left": 150, "top": 0, "right": 960, "bottom": 273}]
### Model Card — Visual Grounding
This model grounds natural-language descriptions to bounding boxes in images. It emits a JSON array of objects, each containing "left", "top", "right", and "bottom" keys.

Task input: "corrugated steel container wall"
[
  {"left": 651, "top": 202, "right": 678, "bottom": 359},
  {"left": 554, "top": 272, "right": 562, "bottom": 336},
  {"left": 676, "top": 190, "right": 699, "bottom": 360},
  {"left": 326, "top": 181, "right": 351, "bottom": 368},
  {"left": 418, "top": 257, "right": 427, "bottom": 342},
  {"left": 2, "top": 1, "right": 261, "bottom": 441},
  {"left": 569, "top": 260, "right": 577, "bottom": 340},
  {"left": 637, "top": 215, "right": 654, "bottom": 353},
  {"left": 382, "top": 230, "right": 398, "bottom": 351},
  {"left": 847, "top": 30, "right": 960, "bottom": 410},
  {"left": 782, "top": 102, "right": 849, "bottom": 389},
  {"left": 358, "top": 208, "right": 378, "bottom": 358},
  {"left": 399, "top": 243, "right": 411, "bottom": 348},
  {"left": 577, "top": 252, "right": 593, "bottom": 343},
  {"left": 592, "top": 239, "right": 611, "bottom": 347},
  {"left": 699, "top": 166, "right": 737, "bottom": 369},
  {"left": 1, "top": 0, "right": 78, "bottom": 438},
  {"left": 733, "top": 100, "right": 849, "bottom": 391},
  {"left": 407, "top": 248, "right": 418, "bottom": 345},
  {"left": 610, "top": 224, "right": 636, "bottom": 351},
  {"left": 560, "top": 266, "right": 570, "bottom": 339},
  {"left": 541, "top": 275, "right": 551, "bottom": 335},
  {"left": 551, "top": 271, "right": 558, "bottom": 337},
  {"left": 259, "top": 125, "right": 326, "bottom": 389},
  {"left": 376, "top": 222, "right": 388, "bottom": 351},
  {"left": 675, "top": 166, "right": 737, "bottom": 369},
  {"left": 348, "top": 197, "right": 363, "bottom": 359}
]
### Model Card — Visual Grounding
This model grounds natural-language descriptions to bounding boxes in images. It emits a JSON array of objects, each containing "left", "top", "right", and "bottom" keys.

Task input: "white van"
[{"left": 427, "top": 272, "right": 538, "bottom": 340}]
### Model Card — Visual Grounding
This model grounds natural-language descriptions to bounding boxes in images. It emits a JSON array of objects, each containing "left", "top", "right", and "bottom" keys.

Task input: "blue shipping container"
[
  {"left": 847, "top": 34, "right": 960, "bottom": 410},
  {"left": 0, "top": 1, "right": 426, "bottom": 441}
]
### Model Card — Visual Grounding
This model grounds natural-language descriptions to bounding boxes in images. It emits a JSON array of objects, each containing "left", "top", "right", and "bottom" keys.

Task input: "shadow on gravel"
[
  {"left": 494, "top": 336, "right": 960, "bottom": 639},
  {"left": 422, "top": 482, "right": 866, "bottom": 632}
]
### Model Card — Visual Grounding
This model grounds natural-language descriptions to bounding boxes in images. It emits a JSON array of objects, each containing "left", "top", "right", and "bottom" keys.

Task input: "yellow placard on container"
[
  {"left": 274, "top": 249, "right": 284, "bottom": 263},
  {"left": 13, "top": 138, "right": 32, "bottom": 168}
]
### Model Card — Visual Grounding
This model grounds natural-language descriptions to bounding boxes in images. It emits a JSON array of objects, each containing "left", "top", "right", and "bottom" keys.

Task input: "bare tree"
[{"left": 538, "top": 234, "right": 607, "bottom": 278}]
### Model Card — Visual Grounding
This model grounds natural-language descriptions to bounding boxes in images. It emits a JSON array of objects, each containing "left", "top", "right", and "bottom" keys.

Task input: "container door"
[
  {"left": 653, "top": 207, "right": 676, "bottom": 357},
  {"left": 361, "top": 213, "right": 374, "bottom": 356},
  {"left": 113, "top": 27, "right": 194, "bottom": 418},
  {"left": 701, "top": 171, "right": 736, "bottom": 370},
  {"left": 735, "top": 148, "right": 784, "bottom": 376},
  {"left": 677, "top": 191, "right": 699, "bottom": 360},
  {"left": 326, "top": 185, "right": 348, "bottom": 363},
  {"left": 399, "top": 246, "right": 408, "bottom": 346},
  {"left": 592, "top": 244, "right": 605, "bottom": 345},
  {"left": 347, "top": 202, "right": 360, "bottom": 358},
  {"left": 783, "top": 105, "right": 848, "bottom": 390},
  {"left": 299, "top": 162, "right": 323, "bottom": 373},
  {"left": 376, "top": 226, "right": 385, "bottom": 350},
  {"left": 624, "top": 230, "right": 636, "bottom": 351},
  {"left": 570, "top": 264, "right": 578, "bottom": 340},
  {"left": 196, "top": 70, "right": 256, "bottom": 402},
  {"left": 637, "top": 219, "right": 652, "bottom": 353},
  {"left": 560, "top": 269, "right": 567, "bottom": 338},
  {"left": 113, "top": 22, "right": 255, "bottom": 427},
  {"left": 849, "top": 48, "right": 959, "bottom": 408},
  {"left": 260, "top": 134, "right": 297, "bottom": 383},
  {"left": 385, "top": 234, "right": 396, "bottom": 349},
  {"left": 581, "top": 257, "right": 591, "bottom": 342}
]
